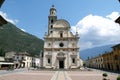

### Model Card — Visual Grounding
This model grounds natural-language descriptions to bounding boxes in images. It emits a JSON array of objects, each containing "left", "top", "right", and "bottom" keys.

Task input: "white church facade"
[{"left": 43, "top": 5, "right": 82, "bottom": 69}]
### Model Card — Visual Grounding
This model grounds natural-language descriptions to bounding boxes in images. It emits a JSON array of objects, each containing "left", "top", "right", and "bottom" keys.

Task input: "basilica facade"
[{"left": 43, "top": 5, "right": 82, "bottom": 69}]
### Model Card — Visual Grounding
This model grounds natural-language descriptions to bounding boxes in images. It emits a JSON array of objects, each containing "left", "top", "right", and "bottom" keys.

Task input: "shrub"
[
  {"left": 117, "top": 76, "right": 120, "bottom": 80},
  {"left": 102, "top": 73, "right": 108, "bottom": 80},
  {"left": 103, "top": 73, "right": 108, "bottom": 77}
]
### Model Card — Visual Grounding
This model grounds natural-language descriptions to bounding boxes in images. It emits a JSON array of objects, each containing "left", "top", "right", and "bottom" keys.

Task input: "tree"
[{"left": 0, "top": 48, "right": 5, "bottom": 56}]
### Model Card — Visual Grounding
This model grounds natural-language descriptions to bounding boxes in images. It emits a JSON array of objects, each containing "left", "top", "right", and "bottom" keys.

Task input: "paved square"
[
  {"left": 0, "top": 69, "right": 119, "bottom": 80},
  {"left": 0, "top": 70, "right": 55, "bottom": 80},
  {"left": 68, "top": 70, "right": 118, "bottom": 80}
]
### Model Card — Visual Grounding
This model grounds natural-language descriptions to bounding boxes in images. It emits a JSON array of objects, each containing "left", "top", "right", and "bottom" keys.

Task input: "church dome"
[{"left": 53, "top": 19, "right": 70, "bottom": 29}]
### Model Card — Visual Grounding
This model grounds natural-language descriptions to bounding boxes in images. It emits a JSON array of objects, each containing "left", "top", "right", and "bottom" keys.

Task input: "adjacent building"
[
  {"left": 13, "top": 52, "right": 32, "bottom": 68},
  {"left": 0, "top": 56, "right": 14, "bottom": 70},
  {"left": 43, "top": 5, "right": 82, "bottom": 69},
  {"left": 112, "top": 44, "right": 120, "bottom": 71},
  {"left": 2, "top": 51, "right": 41, "bottom": 69},
  {"left": 86, "top": 55, "right": 103, "bottom": 69},
  {"left": 102, "top": 52, "right": 113, "bottom": 70},
  {"left": 32, "top": 57, "right": 41, "bottom": 68},
  {"left": 86, "top": 44, "right": 120, "bottom": 71},
  {"left": 5, "top": 51, "right": 16, "bottom": 62}
]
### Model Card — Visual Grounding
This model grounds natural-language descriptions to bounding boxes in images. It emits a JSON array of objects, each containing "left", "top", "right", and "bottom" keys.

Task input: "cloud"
[
  {"left": 0, "top": 11, "right": 18, "bottom": 24},
  {"left": 20, "top": 28, "right": 26, "bottom": 32},
  {"left": 106, "top": 12, "right": 120, "bottom": 21},
  {"left": 71, "top": 12, "right": 120, "bottom": 50}
]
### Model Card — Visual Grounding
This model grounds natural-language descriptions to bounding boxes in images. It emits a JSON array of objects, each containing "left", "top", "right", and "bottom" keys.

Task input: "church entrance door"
[{"left": 59, "top": 60, "right": 64, "bottom": 69}]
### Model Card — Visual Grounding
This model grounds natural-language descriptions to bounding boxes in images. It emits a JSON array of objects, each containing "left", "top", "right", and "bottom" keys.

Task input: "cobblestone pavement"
[{"left": 0, "top": 69, "right": 119, "bottom": 80}]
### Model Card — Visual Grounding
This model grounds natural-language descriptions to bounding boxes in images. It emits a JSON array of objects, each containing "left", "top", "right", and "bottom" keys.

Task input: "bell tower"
[{"left": 48, "top": 5, "right": 57, "bottom": 34}]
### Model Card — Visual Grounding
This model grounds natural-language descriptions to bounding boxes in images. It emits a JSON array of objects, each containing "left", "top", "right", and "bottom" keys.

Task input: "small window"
[
  {"left": 114, "top": 55, "right": 118, "bottom": 60},
  {"left": 50, "top": 31, "right": 53, "bottom": 33},
  {"left": 22, "top": 56, "right": 24, "bottom": 60},
  {"left": 17, "top": 56, "right": 19, "bottom": 59},
  {"left": 48, "top": 58, "right": 51, "bottom": 63},
  {"left": 51, "top": 25, "right": 53, "bottom": 28},
  {"left": 51, "top": 19, "right": 53, "bottom": 23},
  {"left": 72, "top": 58, "right": 75, "bottom": 63},
  {"left": 72, "top": 43, "right": 75, "bottom": 46},
  {"left": 60, "top": 33, "right": 63, "bottom": 38},
  {"left": 48, "top": 52, "right": 50, "bottom": 54},
  {"left": 48, "top": 43, "right": 51, "bottom": 46},
  {"left": 52, "top": 11, "right": 53, "bottom": 14}
]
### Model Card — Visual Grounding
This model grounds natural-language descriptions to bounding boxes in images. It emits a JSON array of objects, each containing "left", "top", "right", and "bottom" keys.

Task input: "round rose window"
[{"left": 59, "top": 43, "right": 64, "bottom": 47}]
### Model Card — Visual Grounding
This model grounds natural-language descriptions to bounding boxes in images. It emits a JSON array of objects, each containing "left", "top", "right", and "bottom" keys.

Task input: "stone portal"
[{"left": 59, "top": 60, "right": 64, "bottom": 69}]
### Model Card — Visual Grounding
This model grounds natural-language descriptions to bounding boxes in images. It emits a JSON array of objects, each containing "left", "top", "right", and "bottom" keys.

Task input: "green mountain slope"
[{"left": 0, "top": 22, "right": 44, "bottom": 56}]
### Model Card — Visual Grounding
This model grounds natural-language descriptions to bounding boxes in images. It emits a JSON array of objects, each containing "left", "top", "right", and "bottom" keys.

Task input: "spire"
[
  {"left": 49, "top": 5, "right": 56, "bottom": 16},
  {"left": 50, "top": 5, "right": 56, "bottom": 11},
  {"left": 52, "top": 5, "right": 54, "bottom": 7}
]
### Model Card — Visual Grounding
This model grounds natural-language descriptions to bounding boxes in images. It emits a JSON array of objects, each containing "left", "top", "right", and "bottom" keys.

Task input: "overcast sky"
[{"left": 0, "top": 0, "right": 120, "bottom": 50}]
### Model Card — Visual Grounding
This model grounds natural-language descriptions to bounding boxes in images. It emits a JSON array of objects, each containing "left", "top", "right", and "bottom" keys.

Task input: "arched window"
[
  {"left": 50, "top": 31, "right": 53, "bottom": 33},
  {"left": 52, "top": 11, "right": 53, "bottom": 14},
  {"left": 51, "top": 25, "right": 53, "bottom": 28},
  {"left": 51, "top": 19, "right": 53, "bottom": 23},
  {"left": 60, "top": 33, "right": 63, "bottom": 38}
]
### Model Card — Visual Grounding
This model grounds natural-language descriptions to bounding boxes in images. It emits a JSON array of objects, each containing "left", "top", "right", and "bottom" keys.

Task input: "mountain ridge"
[
  {"left": 0, "top": 22, "right": 44, "bottom": 56},
  {"left": 80, "top": 44, "right": 116, "bottom": 60}
]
